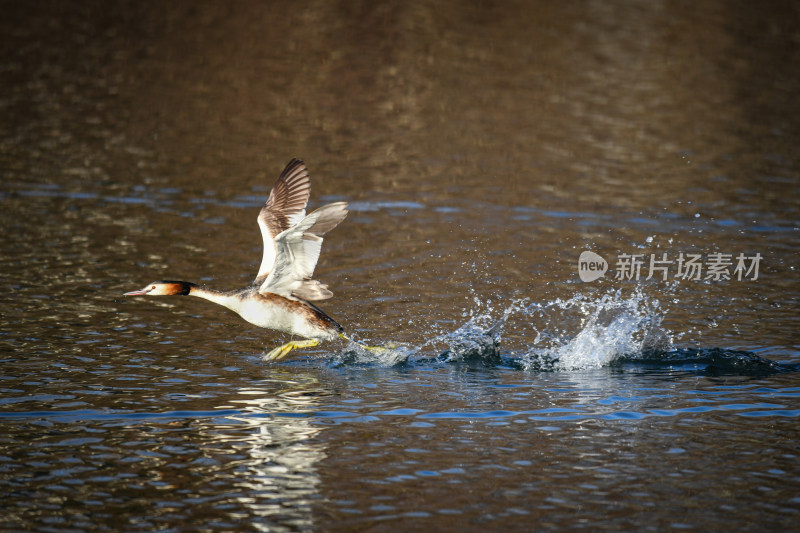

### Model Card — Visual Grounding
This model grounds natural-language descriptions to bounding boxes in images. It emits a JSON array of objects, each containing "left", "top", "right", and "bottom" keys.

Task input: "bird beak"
[{"left": 123, "top": 288, "right": 149, "bottom": 296}]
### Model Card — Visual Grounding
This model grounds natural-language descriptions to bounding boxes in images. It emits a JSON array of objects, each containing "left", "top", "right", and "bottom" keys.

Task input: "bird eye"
[{"left": 152, "top": 285, "right": 156, "bottom": 289}]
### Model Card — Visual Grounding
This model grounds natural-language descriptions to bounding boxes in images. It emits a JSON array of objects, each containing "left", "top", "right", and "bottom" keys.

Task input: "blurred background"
[{"left": 2, "top": 0, "right": 797, "bottom": 354}]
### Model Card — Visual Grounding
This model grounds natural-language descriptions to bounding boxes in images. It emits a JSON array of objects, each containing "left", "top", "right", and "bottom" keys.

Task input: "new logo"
[{"left": 578, "top": 251, "right": 608, "bottom": 282}]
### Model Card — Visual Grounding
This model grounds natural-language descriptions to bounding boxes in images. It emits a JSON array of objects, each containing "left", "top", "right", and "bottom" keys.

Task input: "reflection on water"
[
  {"left": 1, "top": 0, "right": 799, "bottom": 531},
  {"left": 0, "top": 372, "right": 331, "bottom": 531},
  {"left": 226, "top": 381, "right": 327, "bottom": 532}
]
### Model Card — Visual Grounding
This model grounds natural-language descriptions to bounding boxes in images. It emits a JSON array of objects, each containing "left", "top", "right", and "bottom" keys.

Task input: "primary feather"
[{"left": 256, "top": 159, "right": 311, "bottom": 281}]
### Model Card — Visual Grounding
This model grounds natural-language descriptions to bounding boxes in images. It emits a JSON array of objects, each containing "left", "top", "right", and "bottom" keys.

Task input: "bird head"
[{"left": 124, "top": 281, "right": 194, "bottom": 296}]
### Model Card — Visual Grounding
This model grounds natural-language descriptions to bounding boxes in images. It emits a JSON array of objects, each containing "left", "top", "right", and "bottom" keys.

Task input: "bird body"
[
  {"left": 124, "top": 159, "right": 349, "bottom": 360},
  {"left": 203, "top": 286, "right": 343, "bottom": 340}
]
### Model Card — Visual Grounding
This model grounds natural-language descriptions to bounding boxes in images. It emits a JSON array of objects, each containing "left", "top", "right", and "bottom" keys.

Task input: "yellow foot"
[
  {"left": 264, "top": 338, "right": 320, "bottom": 361},
  {"left": 339, "top": 333, "right": 395, "bottom": 355}
]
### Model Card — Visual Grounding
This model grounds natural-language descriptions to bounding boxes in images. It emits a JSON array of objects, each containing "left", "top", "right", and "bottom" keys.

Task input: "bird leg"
[
  {"left": 263, "top": 338, "right": 320, "bottom": 361},
  {"left": 339, "top": 333, "right": 394, "bottom": 355}
]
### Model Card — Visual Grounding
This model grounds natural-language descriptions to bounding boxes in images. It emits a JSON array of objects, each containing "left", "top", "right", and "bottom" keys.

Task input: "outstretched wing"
[
  {"left": 255, "top": 159, "right": 311, "bottom": 282},
  {"left": 258, "top": 202, "right": 348, "bottom": 300}
]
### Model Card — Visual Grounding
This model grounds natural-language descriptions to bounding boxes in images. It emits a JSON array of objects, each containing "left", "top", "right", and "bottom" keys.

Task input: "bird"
[{"left": 124, "top": 158, "right": 353, "bottom": 361}]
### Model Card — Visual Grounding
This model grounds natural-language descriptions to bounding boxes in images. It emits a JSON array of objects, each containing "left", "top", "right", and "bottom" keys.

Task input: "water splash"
[
  {"left": 521, "top": 287, "right": 672, "bottom": 371},
  {"left": 435, "top": 313, "right": 504, "bottom": 365},
  {"left": 397, "top": 286, "right": 671, "bottom": 371},
  {"left": 330, "top": 287, "right": 789, "bottom": 375},
  {"left": 332, "top": 340, "right": 417, "bottom": 367}
]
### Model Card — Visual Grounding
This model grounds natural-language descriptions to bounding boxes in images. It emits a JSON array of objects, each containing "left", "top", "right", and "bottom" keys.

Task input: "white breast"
[
  {"left": 236, "top": 296, "right": 334, "bottom": 340},
  {"left": 190, "top": 287, "right": 336, "bottom": 340}
]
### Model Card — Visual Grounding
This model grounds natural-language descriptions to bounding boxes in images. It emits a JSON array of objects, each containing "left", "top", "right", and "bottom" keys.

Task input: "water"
[{"left": 2, "top": 1, "right": 799, "bottom": 531}]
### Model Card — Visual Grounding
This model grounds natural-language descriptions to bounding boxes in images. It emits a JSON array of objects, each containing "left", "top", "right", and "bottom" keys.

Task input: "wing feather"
[
  {"left": 256, "top": 159, "right": 311, "bottom": 281},
  {"left": 258, "top": 202, "right": 348, "bottom": 300}
]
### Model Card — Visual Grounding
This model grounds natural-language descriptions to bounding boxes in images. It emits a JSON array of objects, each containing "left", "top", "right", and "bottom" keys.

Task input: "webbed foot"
[{"left": 264, "top": 338, "right": 320, "bottom": 361}]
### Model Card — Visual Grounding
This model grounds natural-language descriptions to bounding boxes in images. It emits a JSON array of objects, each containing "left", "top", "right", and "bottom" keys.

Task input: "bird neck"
[{"left": 187, "top": 285, "right": 243, "bottom": 312}]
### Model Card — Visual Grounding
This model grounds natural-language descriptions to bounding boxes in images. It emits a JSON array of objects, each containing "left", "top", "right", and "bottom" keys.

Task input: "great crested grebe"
[{"left": 124, "top": 158, "right": 354, "bottom": 361}]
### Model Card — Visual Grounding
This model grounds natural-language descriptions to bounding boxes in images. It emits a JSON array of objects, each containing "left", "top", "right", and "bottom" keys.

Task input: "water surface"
[{"left": 1, "top": 1, "right": 799, "bottom": 531}]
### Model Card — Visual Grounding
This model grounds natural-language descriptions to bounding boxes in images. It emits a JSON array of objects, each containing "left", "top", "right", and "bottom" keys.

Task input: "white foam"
[{"left": 524, "top": 287, "right": 673, "bottom": 370}]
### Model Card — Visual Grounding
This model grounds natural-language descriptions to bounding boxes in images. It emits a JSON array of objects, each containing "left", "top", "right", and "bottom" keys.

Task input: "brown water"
[{"left": 2, "top": 1, "right": 799, "bottom": 531}]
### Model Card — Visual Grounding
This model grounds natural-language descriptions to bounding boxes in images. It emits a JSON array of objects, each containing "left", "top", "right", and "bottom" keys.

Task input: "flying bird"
[{"left": 124, "top": 159, "right": 352, "bottom": 361}]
